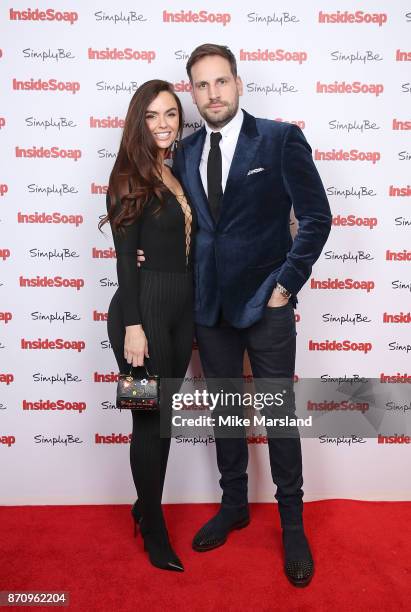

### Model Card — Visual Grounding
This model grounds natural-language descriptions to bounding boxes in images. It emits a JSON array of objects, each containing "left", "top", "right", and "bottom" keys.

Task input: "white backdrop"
[{"left": 1, "top": 1, "right": 410, "bottom": 504}]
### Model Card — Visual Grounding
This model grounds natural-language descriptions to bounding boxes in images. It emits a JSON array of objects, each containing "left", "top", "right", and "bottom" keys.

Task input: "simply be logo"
[
  {"left": 323, "top": 250, "right": 374, "bottom": 264},
  {"left": 31, "top": 311, "right": 81, "bottom": 323},
  {"left": 94, "top": 11, "right": 147, "bottom": 25},
  {"left": 22, "top": 47, "right": 75, "bottom": 62},
  {"left": 28, "top": 184, "right": 78, "bottom": 196},
  {"left": 33, "top": 372, "right": 82, "bottom": 385},
  {"left": 330, "top": 50, "right": 382, "bottom": 64},
  {"left": 326, "top": 186, "right": 376, "bottom": 199},
  {"left": 25, "top": 116, "right": 77, "bottom": 130},
  {"left": 34, "top": 434, "right": 83, "bottom": 446},
  {"left": 246, "top": 12, "right": 299, "bottom": 27},
  {"left": 328, "top": 119, "right": 380, "bottom": 134}
]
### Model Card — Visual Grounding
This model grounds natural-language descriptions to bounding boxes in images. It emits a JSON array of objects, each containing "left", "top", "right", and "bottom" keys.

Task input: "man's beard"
[{"left": 199, "top": 99, "right": 239, "bottom": 129}]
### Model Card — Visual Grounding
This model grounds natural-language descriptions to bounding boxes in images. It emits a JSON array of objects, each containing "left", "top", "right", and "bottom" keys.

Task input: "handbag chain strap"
[{"left": 128, "top": 361, "right": 152, "bottom": 377}]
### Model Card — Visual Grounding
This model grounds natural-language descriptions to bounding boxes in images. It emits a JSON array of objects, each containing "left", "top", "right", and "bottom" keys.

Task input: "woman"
[{"left": 99, "top": 80, "right": 196, "bottom": 572}]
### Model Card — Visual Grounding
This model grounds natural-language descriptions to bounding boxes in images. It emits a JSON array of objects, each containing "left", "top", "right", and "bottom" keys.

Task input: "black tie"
[{"left": 207, "top": 131, "right": 222, "bottom": 223}]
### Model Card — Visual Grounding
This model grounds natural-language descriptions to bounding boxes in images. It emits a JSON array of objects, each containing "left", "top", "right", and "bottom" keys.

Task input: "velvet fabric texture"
[{"left": 173, "top": 110, "right": 332, "bottom": 328}]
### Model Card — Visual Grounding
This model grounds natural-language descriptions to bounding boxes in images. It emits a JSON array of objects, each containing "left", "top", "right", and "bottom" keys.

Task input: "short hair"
[{"left": 186, "top": 43, "right": 237, "bottom": 82}]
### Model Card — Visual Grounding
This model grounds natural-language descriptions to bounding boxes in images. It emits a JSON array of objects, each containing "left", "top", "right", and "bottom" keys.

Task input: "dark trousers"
[{"left": 195, "top": 302, "right": 304, "bottom": 526}]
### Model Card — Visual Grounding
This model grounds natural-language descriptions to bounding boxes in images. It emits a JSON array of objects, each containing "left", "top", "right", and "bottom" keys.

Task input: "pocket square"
[{"left": 247, "top": 167, "right": 265, "bottom": 175}]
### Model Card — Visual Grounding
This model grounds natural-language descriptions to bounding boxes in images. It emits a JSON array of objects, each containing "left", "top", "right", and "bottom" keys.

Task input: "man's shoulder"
[
  {"left": 254, "top": 115, "right": 293, "bottom": 135},
  {"left": 241, "top": 109, "right": 298, "bottom": 140}
]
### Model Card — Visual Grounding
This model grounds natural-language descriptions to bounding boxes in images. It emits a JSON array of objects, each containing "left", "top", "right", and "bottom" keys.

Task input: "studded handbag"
[{"left": 116, "top": 362, "right": 160, "bottom": 411}]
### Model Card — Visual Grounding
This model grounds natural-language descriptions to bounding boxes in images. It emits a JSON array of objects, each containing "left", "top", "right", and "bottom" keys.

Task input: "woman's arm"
[{"left": 106, "top": 192, "right": 148, "bottom": 366}]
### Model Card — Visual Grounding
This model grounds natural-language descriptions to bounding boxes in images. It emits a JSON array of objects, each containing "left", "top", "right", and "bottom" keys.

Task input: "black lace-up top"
[{"left": 106, "top": 189, "right": 197, "bottom": 326}]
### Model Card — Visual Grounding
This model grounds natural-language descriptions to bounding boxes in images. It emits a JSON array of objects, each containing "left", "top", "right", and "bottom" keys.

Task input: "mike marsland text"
[{"left": 172, "top": 415, "right": 313, "bottom": 428}]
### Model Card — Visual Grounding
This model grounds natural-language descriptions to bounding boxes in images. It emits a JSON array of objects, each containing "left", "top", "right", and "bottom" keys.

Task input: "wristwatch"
[{"left": 275, "top": 283, "right": 292, "bottom": 299}]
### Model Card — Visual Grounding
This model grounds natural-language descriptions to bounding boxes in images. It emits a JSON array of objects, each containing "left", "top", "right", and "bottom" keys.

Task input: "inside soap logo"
[
  {"left": 0, "top": 249, "right": 11, "bottom": 260},
  {"left": 13, "top": 78, "right": 80, "bottom": 94},
  {"left": 9, "top": 8, "right": 78, "bottom": 25},
  {"left": 0, "top": 435, "right": 16, "bottom": 447},
  {"left": 88, "top": 48, "right": 155, "bottom": 62},
  {"left": 316, "top": 81, "right": 383, "bottom": 96},
  {"left": 15, "top": 146, "right": 81, "bottom": 161},
  {"left": 0, "top": 311, "right": 13, "bottom": 324},
  {"left": 0, "top": 373, "right": 14, "bottom": 385},
  {"left": 318, "top": 11, "right": 387, "bottom": 27},
  {"left": 239, "top": 49, "right": 307, "bottom": 64},
  {"left": 162, "top": 10, "right": 231, "bottom": 26}
]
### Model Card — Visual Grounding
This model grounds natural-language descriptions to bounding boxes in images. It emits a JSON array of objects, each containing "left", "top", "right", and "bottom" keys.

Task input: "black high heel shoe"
[{"left": 140, "top": 519, "right": 184, "bottom": 572}]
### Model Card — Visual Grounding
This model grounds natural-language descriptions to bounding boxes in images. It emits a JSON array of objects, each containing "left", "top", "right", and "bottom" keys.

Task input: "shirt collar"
[{"left": 204, "top": 106, "right": 244, "bottom": 141}]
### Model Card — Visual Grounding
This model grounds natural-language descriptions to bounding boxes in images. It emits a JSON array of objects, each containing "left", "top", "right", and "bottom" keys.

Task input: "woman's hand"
[
  {"left": 124, "top": 324, "right": 149, "bottom": 367},
  {"left": 136, "top": 249, "right": 145, "bottom": 268}
]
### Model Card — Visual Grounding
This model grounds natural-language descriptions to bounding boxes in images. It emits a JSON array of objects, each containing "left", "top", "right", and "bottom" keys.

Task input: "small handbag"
[{"left": 116, "top": 361, "right": 160, "bottom": 411}]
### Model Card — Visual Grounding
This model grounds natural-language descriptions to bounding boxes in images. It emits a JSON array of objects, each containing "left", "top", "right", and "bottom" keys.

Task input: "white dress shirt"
[{"left": 200, "top": 107, "right": 244, "bottom": 196}]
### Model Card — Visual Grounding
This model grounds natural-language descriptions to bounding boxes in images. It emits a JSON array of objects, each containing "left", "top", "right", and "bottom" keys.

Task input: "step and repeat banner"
[{"left": 1, "top": 1, "right": 410, "bottom": 504}]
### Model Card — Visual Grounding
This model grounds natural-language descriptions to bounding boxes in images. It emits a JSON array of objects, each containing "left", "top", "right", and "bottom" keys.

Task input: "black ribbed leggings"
[{"left": 107, "top": 268, "right": 194, "bottom": 530}]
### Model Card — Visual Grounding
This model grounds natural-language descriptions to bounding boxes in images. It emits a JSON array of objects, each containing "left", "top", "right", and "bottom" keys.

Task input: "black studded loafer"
[
  {"left": 192, "top": 506, "right": 250, "bottom": 552},
  {"left": 282, "top": 526, "right": 314, "bottom": 587},
  {"left": 284, "top": 556, "right": 314, "bottom": 587}
]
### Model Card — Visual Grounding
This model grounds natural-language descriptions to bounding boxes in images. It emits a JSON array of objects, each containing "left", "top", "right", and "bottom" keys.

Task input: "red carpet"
[{"left": 1, "top": 500, "right": 410, "bottom": 611}]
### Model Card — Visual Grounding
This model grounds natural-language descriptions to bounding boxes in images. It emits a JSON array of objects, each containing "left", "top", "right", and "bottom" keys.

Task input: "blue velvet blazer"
[{"left": 173, "top": 109, "right": 332, "bottom": 328}]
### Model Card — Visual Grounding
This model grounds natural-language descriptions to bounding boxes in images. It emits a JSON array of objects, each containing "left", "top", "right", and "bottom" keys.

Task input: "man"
[{"left": 140, "top": 44, "right": 332, "bottom": 586}]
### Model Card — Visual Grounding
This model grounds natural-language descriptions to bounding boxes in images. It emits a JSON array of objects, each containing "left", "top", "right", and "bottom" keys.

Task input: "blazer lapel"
[
  {"left": 218, "top": 110, "right": 261, "bottom": 226},
  {"left": 182, "top": 128, "right": 215, "bottom": 231}
]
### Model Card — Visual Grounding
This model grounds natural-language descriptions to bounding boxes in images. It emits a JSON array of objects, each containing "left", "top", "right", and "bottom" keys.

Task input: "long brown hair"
[{"left": 99, "top": 80, "right": 184, "bottom": 233}]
